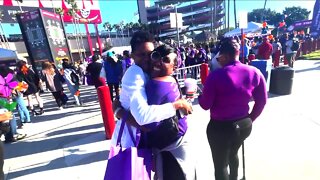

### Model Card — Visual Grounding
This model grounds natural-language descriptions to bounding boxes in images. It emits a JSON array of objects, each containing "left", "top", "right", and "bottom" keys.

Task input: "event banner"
[
  {"left": 0, "top": 0, "right": 102, "bottom": 24},
  {"left": 17, "top": 9, "right": 71, "bottom": 73},
  {"left": 311, "top": 0, "right": 320, "bottom": 36}
]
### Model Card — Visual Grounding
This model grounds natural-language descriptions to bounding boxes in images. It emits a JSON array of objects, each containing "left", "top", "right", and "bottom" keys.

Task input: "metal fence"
[{"left": 174, "top": 64, "right": 202, "bottom": 87}]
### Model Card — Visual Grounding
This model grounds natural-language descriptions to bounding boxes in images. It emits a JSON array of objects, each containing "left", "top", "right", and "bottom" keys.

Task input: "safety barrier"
[{"left": 174, "top": 64, "right": 202, "bottom": 87}]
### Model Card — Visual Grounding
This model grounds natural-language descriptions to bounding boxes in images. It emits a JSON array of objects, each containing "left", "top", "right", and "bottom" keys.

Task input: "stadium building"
[{"left": 138, "top": 0, "right": 225, "bottom": 38}]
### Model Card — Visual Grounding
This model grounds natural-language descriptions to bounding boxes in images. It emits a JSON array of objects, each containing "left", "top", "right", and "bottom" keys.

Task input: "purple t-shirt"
[
  {"left": 199, "top": 60, "right": 267, "bottom": 121},
  {"left": 145, "top": 79, "right": 188, "bottom": 136}
]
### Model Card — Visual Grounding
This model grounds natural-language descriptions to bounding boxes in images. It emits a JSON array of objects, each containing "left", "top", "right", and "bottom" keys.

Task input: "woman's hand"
[{"left": 173, "top": 99, "right": 193, "bottom": 115}]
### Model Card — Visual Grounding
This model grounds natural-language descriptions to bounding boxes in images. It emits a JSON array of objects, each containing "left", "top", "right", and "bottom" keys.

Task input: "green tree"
[
  {"left": 132, "top": 22, "right": 141, "bottom": 32},
  {"left": 119, "top": 20, "right": 125, "bottom": 39},
  {"left": 283, "top": 6, "right": 311, "bottom": 27},
  {"left": 103, "top": 22, "right": 112, "bottom": 38},
  {"left": 248, "top": 8, "right": 278, "bottom": 24},
  {"left": 219, "top": 27, "right": 235, "bottom": 37},
  {"left": 113, "top": 24, "right": 120, "bottom": 38}
]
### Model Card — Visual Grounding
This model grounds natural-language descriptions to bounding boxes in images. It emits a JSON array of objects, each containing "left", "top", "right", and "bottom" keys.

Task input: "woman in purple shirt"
[
  {"left": 199, "top": 37, "right": 267, "bottom": 180},
  {"left": 142, "top": 44, "right": 195, "bottom": 180}
]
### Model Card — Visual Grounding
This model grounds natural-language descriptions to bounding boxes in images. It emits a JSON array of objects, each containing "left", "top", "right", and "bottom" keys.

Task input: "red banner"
[{"left": 0, "top": 0, "right": 102, "bottom": 24}]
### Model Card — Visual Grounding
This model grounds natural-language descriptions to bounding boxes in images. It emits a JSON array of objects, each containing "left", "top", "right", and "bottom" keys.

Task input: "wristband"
[{"left": 114, "top": 107, "right": 122, "bottom": 119}]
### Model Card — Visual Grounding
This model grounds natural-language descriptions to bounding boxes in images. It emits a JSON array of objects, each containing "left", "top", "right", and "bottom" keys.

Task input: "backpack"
[
  {"left": 70, "top": 70, "right": 79, "bottom": 84},
  {"left": 291, "top": 39, "right": 300, "bottom": 51}
]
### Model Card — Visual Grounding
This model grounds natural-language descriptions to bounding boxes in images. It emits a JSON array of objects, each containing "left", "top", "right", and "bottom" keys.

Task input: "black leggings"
[
  {"left": 207, "top": 117, "right": 252, "bottom": 180},
  {"left": 107, "top": 83, "right": 119, "bottom": 101},
  {"left": 52, "top": 91, "right": 67, "bottom": 107}
]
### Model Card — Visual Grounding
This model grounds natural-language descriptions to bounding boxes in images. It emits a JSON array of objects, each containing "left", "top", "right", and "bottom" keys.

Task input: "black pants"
[
  {"left": 207, "top": 117, "right": 252, "bottom": 180},
  {"left": 107, "top": 83, "right": 119, "bottom": 101},
  {"left": 162, "top": 151, "right": 185, "bottom": 180},
  {"left": 52, "top": 91, "right": 67, "bottom": 107}
]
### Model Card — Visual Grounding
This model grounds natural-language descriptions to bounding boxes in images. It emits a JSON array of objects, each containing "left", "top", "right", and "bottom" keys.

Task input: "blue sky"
[{"left": 1, "top": 0, "right": 316, "bottom": 35}]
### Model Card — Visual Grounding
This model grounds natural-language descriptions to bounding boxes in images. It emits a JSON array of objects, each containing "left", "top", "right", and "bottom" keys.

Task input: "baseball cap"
[{"left": 106, "top": 51, "right": 115, "bottom": 58}]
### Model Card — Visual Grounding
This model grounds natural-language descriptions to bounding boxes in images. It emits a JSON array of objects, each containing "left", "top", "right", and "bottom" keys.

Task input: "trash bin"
[
  {"left": 269, "top": 66, "right": 294, "bottom": 95},
  {"left": 250, "top": 59, "right": 272, "bottom": 91}
]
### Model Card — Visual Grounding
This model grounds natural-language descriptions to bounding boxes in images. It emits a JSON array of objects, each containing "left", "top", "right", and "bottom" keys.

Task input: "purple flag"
[{"left": 311, "top": 0, "right": 320, "bottom": 36}]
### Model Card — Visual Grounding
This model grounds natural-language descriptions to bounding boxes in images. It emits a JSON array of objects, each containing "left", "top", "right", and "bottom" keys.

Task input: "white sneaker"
[{"left": 59, "top": 106, "right": 64, "bottom": 110}]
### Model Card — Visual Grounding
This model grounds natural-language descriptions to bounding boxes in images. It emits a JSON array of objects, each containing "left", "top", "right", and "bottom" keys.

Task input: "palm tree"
[
  {"left": 103, "top": 22, "right": 112, "bottom": 38},
  {"left": 119, "top": 20, "right": 125, "bottom": 39},
  {"left": 0, "top": 10, "right": 10, "bottom": 49},
  {"left": 227, "top": 0, "right": 230, "bottom": 31},
  {"left": 124, "top": 22, "right": 133, "bottom": 37},
  {"left": 66, "top": 0, "right": 84, "bottom": 61},
  {"left": 234, "top": 0, "right": 237, "bottom": 28},
  {"left": 128, "top": 22, "right": 134, "bottom": 35},
  {"left": 16, "top": 0, "right": 23, "bottom": 12},
  {"left": 132, "top": 22, "right": 141, "bottom": 32},
  {"left": 113, "top": 24, "right": 120, "bottom": 38}
]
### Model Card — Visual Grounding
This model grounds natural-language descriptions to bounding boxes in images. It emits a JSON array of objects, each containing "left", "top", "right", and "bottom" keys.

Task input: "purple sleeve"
[
  {"left": 250, "top": 74, "right": 267, "bottom": 121},
  {"left": 198, "top": 72, "right": 216, "bottom": 110}
]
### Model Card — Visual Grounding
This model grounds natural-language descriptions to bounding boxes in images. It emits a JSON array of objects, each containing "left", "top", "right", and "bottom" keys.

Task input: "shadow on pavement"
[
  {"left": 4, "top": 131, "right": 104, "bottom": 159},
  {"left": 6, "top": 149, "right": 109, "bottom": 179},
  {"left": 46, "top": 123, "right": 102, "bottom": 136},
  {"left": 295, "top": 65, "right": 320, "bottom": 73},
  {"left": 31, "top": 108, "right": 101, "bottom": 123}
]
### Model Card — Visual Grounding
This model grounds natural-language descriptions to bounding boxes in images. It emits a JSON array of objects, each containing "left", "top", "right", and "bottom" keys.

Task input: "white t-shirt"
[{"left": 110, "top": 64, "right": 176, "bottom": 148}]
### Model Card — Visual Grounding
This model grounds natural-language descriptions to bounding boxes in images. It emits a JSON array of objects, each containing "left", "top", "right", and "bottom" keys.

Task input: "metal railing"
[{"left": 174, "top": 64, "right": 202, "bottom": 87}]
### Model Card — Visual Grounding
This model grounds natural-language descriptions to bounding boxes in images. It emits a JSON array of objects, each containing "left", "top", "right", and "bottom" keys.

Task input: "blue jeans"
[
  {"left": 15, "top": 94, "right": 31, "bottom": 123},
  {"left": 4, "top": 115, "right": 17, "bottom": 140},
  {"left": 67, "top": 83, "right": 82, "bottom": 105}
]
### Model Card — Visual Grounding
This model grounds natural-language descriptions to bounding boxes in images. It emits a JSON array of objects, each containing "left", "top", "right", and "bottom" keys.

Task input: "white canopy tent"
[
  {"left": 0, "top": 48, "right": 18, "bottom": 61},
  {"left": 224, "top": 22, "right": 274, "bottom": 37}
]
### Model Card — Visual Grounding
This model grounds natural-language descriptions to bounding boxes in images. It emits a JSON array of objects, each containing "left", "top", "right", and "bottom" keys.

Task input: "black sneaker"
[{"left": 4, "top": 138, "right": 17, "bottom": 143}]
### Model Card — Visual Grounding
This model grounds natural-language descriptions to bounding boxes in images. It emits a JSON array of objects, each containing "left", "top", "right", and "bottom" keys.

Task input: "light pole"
[{"left": 175, "top": 5, "right": 180, "bottom": 47}]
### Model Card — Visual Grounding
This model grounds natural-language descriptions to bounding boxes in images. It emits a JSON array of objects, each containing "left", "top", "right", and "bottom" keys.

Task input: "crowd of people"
[
  {"left": 0, "top": 59, "right": 86, "bottom": 144},
  {"left": 1, "top": 29, "right": 305, "bottom": 179}
]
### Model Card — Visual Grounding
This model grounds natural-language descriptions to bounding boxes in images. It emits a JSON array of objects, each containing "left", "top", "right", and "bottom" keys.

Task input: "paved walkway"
[{"left": 3, "top": 60, "right": 320, "bottom": 180}]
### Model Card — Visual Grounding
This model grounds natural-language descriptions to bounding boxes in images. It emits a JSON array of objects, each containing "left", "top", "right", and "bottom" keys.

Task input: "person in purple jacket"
[{"left": 198, "top": 37, "right": 267, "bottom": 180}]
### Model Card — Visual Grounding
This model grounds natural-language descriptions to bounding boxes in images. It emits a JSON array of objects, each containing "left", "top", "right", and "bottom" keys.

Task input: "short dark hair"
[
  {"left": 123, "top": 50, "right": 130, "bottom": 57},
  {"left": 16, "top": 60, "right": 27, "bottom": 70},
  {"left": 219, "top": 37, "right": 240, "bottom": 57},
  {"left": 153, "top": 44, "right": 175, "bottom": 60},
  {"left": 92, "top": 54, "right": 100, "bottom": 62},
  {"left": 150, "top": 44, "right": 176, "bottom": 78},
  {"left": 130, "top": 31, "right": 154, "bottom": 53}
]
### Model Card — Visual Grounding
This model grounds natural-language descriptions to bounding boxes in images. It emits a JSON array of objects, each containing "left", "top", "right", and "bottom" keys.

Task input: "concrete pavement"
[{"left": 3, "top": 60, "right": 320, "bottom": 180}]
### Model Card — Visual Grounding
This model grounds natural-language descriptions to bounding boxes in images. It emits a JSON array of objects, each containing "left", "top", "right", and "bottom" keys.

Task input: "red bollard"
[
  {"left": 200, "top": 63, "right": 209, "bottom": 85},
  {"left": 97, "top": 85, "right": 115, "bottom": 140}
]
